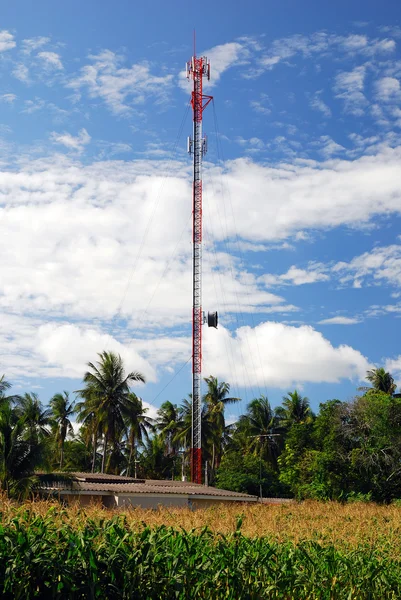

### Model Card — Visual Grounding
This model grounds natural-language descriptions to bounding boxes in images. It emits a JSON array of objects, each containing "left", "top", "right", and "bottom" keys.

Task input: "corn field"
[{"left": 1, "top": 497, "right": 401, "bottom": 598}]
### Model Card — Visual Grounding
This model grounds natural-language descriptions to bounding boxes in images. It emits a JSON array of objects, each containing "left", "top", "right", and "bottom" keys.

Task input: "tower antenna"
[{"left": 186, "top": 38, "right": 217, "bottom": 484}]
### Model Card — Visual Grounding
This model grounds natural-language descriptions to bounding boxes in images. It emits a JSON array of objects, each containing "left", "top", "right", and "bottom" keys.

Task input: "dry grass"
[{"left": 2, "top": 495, "right": 401, "bottom": 554}]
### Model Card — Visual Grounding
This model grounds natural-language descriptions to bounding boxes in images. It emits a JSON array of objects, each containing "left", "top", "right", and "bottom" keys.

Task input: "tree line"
[{"left": 0, "top": 351, "right": 400, "bottom": 502}]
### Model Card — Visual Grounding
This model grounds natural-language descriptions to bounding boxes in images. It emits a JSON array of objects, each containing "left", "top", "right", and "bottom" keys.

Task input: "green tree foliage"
[
  {"left": 2, "top": 363, "right": 401, "bottom": 502},
  {"left": 49, "top": 391, "right": 75, "bottom": 469},
  {"left": 216, "top": 450, "right": 289, "bottom": 498},
  {"left": 75, "top": 351, "right": 146, "bottom": 473},
  {"left": 235, "top": 396, "right": 283, "bottom": 469},
  {"left": 156, "top": 401, "right": 180, "bottom": 456},
  {"left": 0, "top": 382, "right": 49, "bottom": 498},
  {"left": 203, "top": 376, "right": 240, "bottom": 474},
  {"left": 125, "top": 393, "right": 153, "bottom": 477},
  {"left": 361, "top": 367, "right": 397, "bottom": 395},
  {"left": 280, "top": 390, "right": 313, "bottom": 427}
]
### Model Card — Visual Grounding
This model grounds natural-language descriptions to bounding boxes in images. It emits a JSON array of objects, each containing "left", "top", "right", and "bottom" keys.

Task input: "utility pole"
[{"left": 187, "top": 38, "right": 217, "bottom": 484}]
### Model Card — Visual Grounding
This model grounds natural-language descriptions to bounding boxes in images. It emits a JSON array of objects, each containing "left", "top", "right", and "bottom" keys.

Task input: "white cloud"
[
  {"left": 235, "top": 136, "right": 266, "bottom": 152},
  {"left": 334, "top": 66, "right": 367, "bottom": 115},
  {"left": 258, "top": 32, "right": 395, "bottom": 73},
  {"left": 203, "top": 322, "right": 370, "bottom": 388},
  {"left": 385, "top": 355, "right": 401, "bottom": 387},
  {"left": 37, "top": 322, "right": 156, "bottom": 381},
  {"left": 0, "top": 94, "right": 16, "bottom": 104},
  {"left": 50, "top": 128, "right": 91, "bottom": 151},
  {"left": 0, "top": 30, "right": 16, "bottom": 52},
  {"left": 375, "top": 77, "right": 401, "bottom": 102},
  {"left": 204, "top": 41, "right": 248, "bottom": 85},
  {"left": 310, "top": 93, "right": 332, "bottom": 118},
  {"left": 22, "top": 36, "right": 50, "bottom": 54},
  {"left": 0, "top": 155, "right": 297, "bottom": 346},
  {"left": 250, "top": 94, "right": 271, "bottom": 115},
  {"left": 318, "top": 316, "right": 361, "bottom": 325},
  {"left": 206, "top": 146, "right": 401, "bottom": 241},
  {"left": 333, "top": 245, "right": 401, "bottom": 288},
  {"left": 261, "top": 264, "right": 329, "bottom": 287},
  {"left": 37, "top": 51, "right": 63, "bottom": 70},
  {"left": 179, "top": 41, "right": 250, "bottom": 91},
  {"left": 0, "top": 145, "right": 400, "bottom": 383},
  {"left": 12, "top": 63, "right": 30, "bottom": 83},
  {"left": 317, "top": 135, "right": 345, "bottom": 158},
  {"left": 68, "top": 50, "right": 173, "bottom": 115}
]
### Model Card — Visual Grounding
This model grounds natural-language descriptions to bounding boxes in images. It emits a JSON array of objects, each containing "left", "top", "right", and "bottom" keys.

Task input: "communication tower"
[{"left": 186, "top": 43, "right": 218, "bottom": 484}]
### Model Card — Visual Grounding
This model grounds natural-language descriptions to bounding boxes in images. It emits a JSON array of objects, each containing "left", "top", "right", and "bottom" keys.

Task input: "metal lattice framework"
[{"left": 187, "top": 50, "right": 212, "bottom": 484}]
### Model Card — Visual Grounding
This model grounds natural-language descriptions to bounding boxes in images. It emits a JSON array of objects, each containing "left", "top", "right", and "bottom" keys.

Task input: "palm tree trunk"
[
  {"left": 127, "top": 431, "right": 135, "bottom": 477},
  {"left": 59, "top": 440, "right": 64, "bottom": 469},
  {"left": 101, "top": 433, "right": 108, "bottom": 474},
  {"left": 91, "top": 430, "right": 97, "bottom": 473}
]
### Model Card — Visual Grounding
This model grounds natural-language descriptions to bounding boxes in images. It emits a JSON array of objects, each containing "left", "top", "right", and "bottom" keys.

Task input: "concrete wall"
[
  {"left": 190, "top": 498, "right": 254, "bottom": 509},
  {"left": 116, "top": 495, "right": 189, "bottom": 509},
  {"left": 60, "top": 493, "right": 116, "bottom": 508}
]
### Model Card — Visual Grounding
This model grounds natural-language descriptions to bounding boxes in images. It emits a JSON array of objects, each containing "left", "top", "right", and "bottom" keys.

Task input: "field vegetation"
[{"left": 1, "top": 498, "right": 401, "bottom": 598}]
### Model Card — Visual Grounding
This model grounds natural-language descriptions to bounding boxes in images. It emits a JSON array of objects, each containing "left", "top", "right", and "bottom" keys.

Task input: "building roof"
[{"left": 37, "top": 472, "right": 257, "bottom": 500}]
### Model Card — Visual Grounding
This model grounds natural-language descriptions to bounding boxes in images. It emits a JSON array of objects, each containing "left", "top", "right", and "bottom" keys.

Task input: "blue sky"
[{"left": 0, "top": 0, "right": 401, "bottom": 420}]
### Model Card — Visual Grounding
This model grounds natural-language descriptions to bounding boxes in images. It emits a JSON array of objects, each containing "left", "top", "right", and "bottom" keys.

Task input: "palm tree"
[
  {"left": 174, "top": 396, "right": 214, "bottom": 480},
  {"left": 49, "top": 392, "right": 75, "bottom": 469},
  {"left": 156, "top": 401, "right": 180, "bottom": 456},
  {"left": 74, "top": 395, "right": 100, "bottom": 473},
  {"left": 365, "top": 367, "right": 397, "bottom": 395},
  {"left": 13, "top": 393, "right": 51, "bottom": 448},
  {"left": 0, "top": 405, "right": 42, "bottom": 498},
  {"left": 0, "top": 375, "right": 11, "bottom": 398},
  {"left": 75, "top": 351, "right": 145, "bottom": 473},
  {"left": 0, "top": 376, "right": 20, "bottom": 409},
  {"left": 281, "top": 390, "right": 312, "bottom": 427},
  {"left": 237, "top": 395, "right": 282, "bottom": 469},
  {"left": 125, "top": 393, "right": 153, "bottom": 477},
  {"left": 203, "top": 376, "right": 240, "bottom": 472}
]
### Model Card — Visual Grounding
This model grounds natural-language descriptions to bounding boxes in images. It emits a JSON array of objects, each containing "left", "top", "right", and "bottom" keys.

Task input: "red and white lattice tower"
[{"left": 187, "top": 44, "right": 217, "bottom": 484}]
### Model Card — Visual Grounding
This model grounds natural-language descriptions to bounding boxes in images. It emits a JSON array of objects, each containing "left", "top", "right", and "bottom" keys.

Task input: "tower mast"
[{"left": 186, "top": 42, "right": 215, "bottom": 484}]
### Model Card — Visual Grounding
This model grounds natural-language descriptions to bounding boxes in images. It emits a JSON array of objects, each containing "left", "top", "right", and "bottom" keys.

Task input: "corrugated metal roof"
[
  {"left": 63, "top": 472, "right": 143, "bottom": 483},
  {"left": 69, "top": 482, "right": 254, "bottom": 498},
  {"left": 37, "top": 472, "right": 257, "bottom": 499}
]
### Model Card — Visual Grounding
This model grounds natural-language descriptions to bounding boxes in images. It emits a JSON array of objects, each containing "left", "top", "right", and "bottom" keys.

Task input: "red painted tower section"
[{"left": 187, "top": 46, "right": 212, "bottom": 484}]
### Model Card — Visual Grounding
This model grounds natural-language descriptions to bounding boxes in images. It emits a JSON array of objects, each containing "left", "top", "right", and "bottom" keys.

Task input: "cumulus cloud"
[
  {"left": 318, "top": 316, "right": 361, "bottom": 325},
  {"left": 21, "top": 36, "right": 50, "bottom": 54},
  {"left": 0, "top": 313, "right": 157, "bottom": 382},
  {"left": 375, "top": 76, "right": 401, "bottom": 102},
  {"left": 37, "top": 51, "right": 63, "bottom": 70},
  {"left": 207, "top": 146, "right": 401, "bottom": 241},
  {"left": 316, "top": 136, "right": 345, "bottom": 158},
  {"left": 385, "top": 355, "right": 401, "bottom": 388},
  {"left": 50, "top": 128, "right": 91, "bottom": 151},
  {"left": 12, "top": 63, "right": 30, "bottom": 83},
  {"left": 258, "top": 32, "right": 395, "bottom": 73},
  {"left": 0, "top": 30, "right": 16, "bottom": 52},
  {"left": 250, "top": 93, "right": 271, "bottom": 115},
  {"left": 203, "top": 322, "right": 370, "bottom": 388},
  {"left": 36, "top": 322, "right": 156, "bottom": 381},
  {"left": 0, "top": 94, "right": 16, "bottom": 104},
  {"left": 68, "top": 50, "right": 173, "bottom": 115},
  {"left": 0, "top": 144, "right": 399, "bottom": 385},
  {"left": 333, "top": 245, "right": 401, "bottom": 288},
  {"left": 334, "top": 66, "right": 367, "bottom": 115},
  {"left": 261, "top": 264, "right": 329, "bottom": 287},
  {"left": 179, "top": 40, "right": 251, "bottom": 91},
  {"left": 310, "top": 93, "right": 332, "bottom": 117}
]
